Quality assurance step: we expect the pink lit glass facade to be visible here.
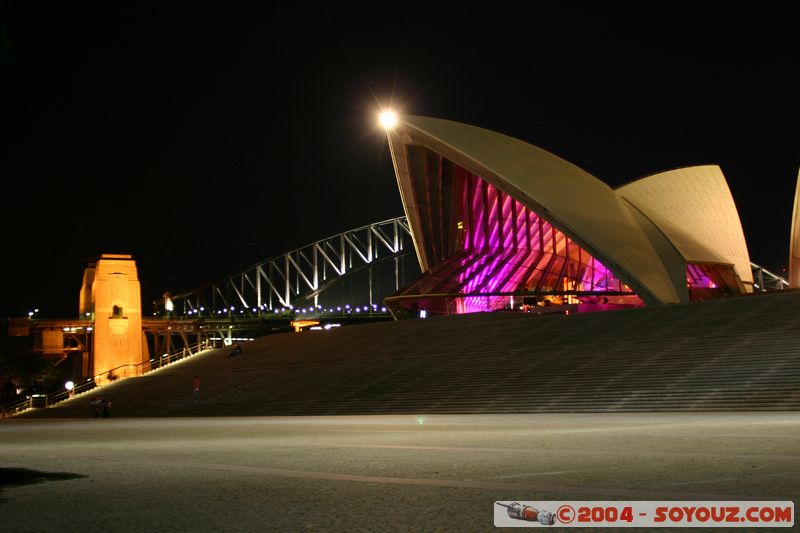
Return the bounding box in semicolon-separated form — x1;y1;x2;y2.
686;263;740;301
387;146;642;316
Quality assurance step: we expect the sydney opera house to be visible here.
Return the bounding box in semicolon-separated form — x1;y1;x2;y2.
383;115;755;317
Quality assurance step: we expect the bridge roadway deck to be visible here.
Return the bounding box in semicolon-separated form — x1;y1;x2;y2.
16;315;386;335
0;413;797;532
17;317;272;332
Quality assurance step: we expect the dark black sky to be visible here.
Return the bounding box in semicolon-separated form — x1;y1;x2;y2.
1;4;797;318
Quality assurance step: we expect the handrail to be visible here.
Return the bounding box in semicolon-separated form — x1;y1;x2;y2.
1;339;221;419
750;262;790;290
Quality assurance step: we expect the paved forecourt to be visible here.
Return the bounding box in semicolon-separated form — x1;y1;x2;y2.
0;413;797;532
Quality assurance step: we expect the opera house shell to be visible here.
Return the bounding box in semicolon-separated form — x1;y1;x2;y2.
383;115;753;317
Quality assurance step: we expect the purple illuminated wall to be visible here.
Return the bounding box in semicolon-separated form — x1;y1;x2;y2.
686;263;739;301
687;264;717;289
455;171;632;312
390;145;640;315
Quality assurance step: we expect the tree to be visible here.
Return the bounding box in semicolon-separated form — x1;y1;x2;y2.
0;328;61;403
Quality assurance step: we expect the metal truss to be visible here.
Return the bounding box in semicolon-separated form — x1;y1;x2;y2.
751;262;790;292
170;216;413;317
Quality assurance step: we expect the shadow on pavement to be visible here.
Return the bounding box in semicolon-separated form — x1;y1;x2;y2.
0;468;87;502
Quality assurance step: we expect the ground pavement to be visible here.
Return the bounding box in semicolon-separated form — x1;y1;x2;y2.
0;413;797;531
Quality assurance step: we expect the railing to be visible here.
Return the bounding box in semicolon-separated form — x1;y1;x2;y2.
750;262;790;291
1;340;221;418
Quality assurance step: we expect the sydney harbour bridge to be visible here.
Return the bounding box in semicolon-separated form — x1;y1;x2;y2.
161;215;417;319
9;216;420;395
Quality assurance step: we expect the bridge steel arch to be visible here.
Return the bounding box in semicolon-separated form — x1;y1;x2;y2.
168;216;415;318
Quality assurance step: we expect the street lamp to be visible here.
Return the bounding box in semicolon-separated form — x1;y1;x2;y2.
379;110;398;129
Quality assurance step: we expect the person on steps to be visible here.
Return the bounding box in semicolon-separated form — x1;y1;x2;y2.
193;376;201;401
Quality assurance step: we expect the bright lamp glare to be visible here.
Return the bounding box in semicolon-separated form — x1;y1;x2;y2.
379;110;398;129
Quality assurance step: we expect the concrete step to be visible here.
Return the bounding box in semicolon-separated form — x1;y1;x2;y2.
16;290;800;418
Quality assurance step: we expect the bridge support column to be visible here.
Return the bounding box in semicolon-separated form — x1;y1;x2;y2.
81;254;145;382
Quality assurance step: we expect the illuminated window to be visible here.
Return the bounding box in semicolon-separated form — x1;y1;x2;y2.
387;146;641;316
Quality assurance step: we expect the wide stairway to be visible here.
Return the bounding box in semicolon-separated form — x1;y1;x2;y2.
20;290;800;417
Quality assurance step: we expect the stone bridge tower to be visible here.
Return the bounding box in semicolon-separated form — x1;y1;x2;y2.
79;254;146;381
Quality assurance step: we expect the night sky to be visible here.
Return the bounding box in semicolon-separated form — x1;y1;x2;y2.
2;5;797;318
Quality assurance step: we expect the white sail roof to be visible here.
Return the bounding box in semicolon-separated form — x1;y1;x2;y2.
389;115;685;304
617;165;753;289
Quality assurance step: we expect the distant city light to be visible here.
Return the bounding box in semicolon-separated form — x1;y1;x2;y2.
419;310;427;319
65;381;74;391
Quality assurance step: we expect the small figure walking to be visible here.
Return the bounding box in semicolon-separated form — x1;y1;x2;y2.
192;376;201;402
102;399;112;418
90;396;102;418
228;343;243;358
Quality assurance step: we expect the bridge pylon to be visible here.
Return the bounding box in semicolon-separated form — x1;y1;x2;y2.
79;254;146;383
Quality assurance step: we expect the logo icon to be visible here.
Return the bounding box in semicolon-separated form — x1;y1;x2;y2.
496;502;556;525
556;504;575;524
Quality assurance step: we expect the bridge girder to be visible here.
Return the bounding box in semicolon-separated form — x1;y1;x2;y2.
167;216;414;317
